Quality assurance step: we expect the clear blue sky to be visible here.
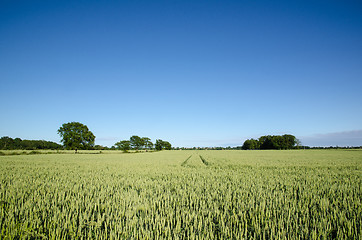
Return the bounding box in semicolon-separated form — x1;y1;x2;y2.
1;0;361;147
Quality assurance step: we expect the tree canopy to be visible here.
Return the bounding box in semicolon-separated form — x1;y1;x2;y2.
0;136;62;150
57;122;95;150
142;137;153;150
243;134;298;150
155;139;172;150
241;138;260;150
114;140;131;152
114;136;171;151
130;135;144;150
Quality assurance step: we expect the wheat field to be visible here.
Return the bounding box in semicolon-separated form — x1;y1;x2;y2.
0;150;361;239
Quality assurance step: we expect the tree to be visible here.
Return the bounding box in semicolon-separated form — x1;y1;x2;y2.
14;138;22;149
155;139;172;150
259;135;274;149
155;139;163;151
0;136;62;150
57;122;95;150
243;134;298;150
130;135;144;150
267;135;297;149
163;141;172;150
142;137;153;150
242;138;259;150
282;134;297;149
0;136;15;150
270;135;284;150
115;140;131;152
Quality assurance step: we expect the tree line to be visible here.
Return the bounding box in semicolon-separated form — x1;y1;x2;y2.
58;122;172;151
115;136;171;152
242;134;299;150
8;122;352;151
0;122;173;151
0;136;62;150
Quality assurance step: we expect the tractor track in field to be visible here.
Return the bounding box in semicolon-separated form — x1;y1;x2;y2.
181;155;192;166
199;155;209;166
181;155;210;167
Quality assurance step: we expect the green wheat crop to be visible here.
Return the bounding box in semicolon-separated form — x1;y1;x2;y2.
0;150;361;239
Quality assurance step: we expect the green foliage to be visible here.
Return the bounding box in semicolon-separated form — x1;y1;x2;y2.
155;139;162;151
116;136;155;151
57;122;95;150
130;135;144;150
115;137;170;151
163;141;172;150
0;136;15;149
155;139;172;150
243;134;298;150
0;136;62;150
242;138;260;150
142;137;153;150
115;140;131;152
0;150;360;239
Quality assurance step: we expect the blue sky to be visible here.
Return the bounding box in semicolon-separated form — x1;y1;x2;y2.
1;0;361;147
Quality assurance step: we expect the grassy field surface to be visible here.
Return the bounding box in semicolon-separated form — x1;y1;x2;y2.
0;150;361;239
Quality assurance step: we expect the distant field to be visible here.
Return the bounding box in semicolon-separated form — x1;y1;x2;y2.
0;150;361;239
